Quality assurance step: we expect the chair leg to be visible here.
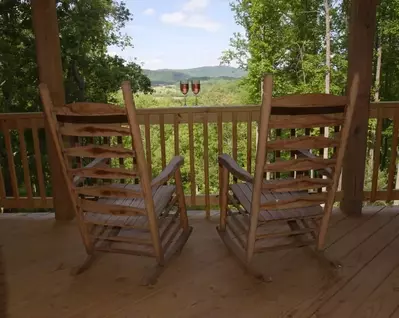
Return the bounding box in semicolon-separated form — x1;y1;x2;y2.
287;220;341;275
304;247;342;271
71;226;121;276
71;253;99;276
141;226;193;286
216;226;267;282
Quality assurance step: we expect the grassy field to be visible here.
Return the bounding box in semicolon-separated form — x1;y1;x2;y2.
114;78;248;108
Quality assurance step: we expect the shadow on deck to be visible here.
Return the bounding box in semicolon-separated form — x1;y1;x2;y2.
1;207;399;318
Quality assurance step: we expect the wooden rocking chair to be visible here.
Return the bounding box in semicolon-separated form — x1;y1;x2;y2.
217;74;359;280
40;81;193;285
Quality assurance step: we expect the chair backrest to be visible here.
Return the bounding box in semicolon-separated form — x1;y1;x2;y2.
251;74;359;223
39;82;156;225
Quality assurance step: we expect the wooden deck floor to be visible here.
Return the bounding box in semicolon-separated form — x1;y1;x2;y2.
2;207;399;318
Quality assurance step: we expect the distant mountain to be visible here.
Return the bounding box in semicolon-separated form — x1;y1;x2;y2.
144;66;247;86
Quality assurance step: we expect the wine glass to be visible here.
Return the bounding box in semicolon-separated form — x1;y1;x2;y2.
191;79;201;106
180;80;189;106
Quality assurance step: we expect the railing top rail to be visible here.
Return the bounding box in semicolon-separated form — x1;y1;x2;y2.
0;101;398;121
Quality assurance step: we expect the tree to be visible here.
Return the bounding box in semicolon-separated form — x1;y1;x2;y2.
0;0;152;208
0;0;152;114
221;0;348;103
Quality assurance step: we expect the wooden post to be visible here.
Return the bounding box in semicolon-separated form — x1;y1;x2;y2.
341;0;378;216
32;0;75;220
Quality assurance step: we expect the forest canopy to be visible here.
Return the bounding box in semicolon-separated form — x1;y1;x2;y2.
0;0;152;114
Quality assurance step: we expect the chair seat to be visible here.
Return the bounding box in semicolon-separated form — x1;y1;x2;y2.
84;184;176;229
230;182;323;222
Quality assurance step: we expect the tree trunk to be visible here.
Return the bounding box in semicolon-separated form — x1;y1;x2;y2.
374;44;382;102
324;0;331;159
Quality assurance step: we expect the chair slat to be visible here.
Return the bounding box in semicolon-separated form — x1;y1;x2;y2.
271;94;347;107
261;177;332;192
69;166;137;179
265;157;336;173
75;185;142;198
64;145;135;159
55;102;126;116
260;192;327;210
267;135;340;151
80;198;146;216
59;123;130;137
269;113;344;129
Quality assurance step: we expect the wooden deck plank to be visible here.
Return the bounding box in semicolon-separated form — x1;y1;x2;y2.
312;225;399;317
291;207;399;317
351;262;399;318
391;306;399;318
1;207;399;318
325;206;393;259
323;206;383;249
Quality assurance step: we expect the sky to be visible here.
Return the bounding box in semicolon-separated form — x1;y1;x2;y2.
107;0;243;70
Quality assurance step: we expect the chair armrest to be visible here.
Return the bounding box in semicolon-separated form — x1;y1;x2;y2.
72;157;109;186
296;149;333;178
218;154;253;183
151;156;184;187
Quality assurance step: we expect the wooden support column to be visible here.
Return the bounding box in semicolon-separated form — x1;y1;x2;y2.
32;0;75;220
341;0;378;216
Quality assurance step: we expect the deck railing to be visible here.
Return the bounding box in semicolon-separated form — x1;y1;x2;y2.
1;102;399;214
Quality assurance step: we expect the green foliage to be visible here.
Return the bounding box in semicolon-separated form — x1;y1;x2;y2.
221;0;348;102
0;0;152;211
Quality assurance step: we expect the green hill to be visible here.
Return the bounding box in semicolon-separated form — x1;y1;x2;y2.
144;66;247;86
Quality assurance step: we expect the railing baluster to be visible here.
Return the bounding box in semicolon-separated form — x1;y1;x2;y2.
32;121;46;201
232;112;238;161
159;114;166;170
232;112;238;183
217;111;223;205
217;112;223;155
144;114;152;178
247;112;252;174
371;115;383;202
203;115;210;218
2;121;19;199
174;114;179;156
290;128;296;178
116;136;125;183
17;123;33;200
275;129;281;179
188;112;196;206
387;114;399;201
318;127;325;193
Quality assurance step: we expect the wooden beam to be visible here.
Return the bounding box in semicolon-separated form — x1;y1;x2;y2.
31;0;75;220
341;0;378;216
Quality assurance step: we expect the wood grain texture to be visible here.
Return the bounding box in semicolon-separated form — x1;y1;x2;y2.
271;93;347;107
59;123;130;136
64;145;135;159
4;207;399;317
69;166;137;179
341;0;379;216
55;103;126;116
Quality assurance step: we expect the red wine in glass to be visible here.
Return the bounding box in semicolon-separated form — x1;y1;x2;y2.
191;79;201;106
180;80;189;106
